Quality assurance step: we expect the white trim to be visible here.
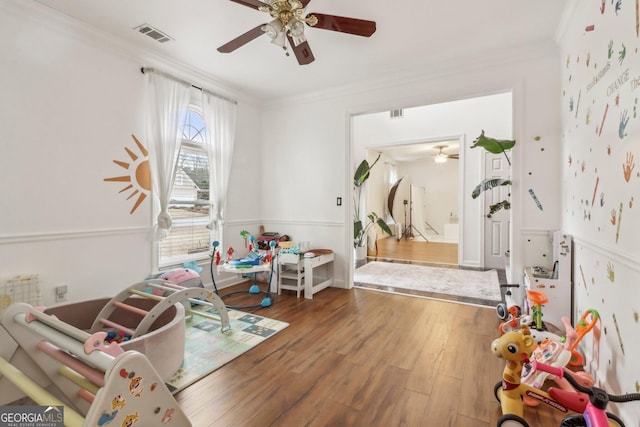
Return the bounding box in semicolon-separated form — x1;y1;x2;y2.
247;219;343;228
555;1;578;43
508;79;526;284
456;134;465;268
573;236;640;272
0;227;150;245
520;229;556;242
264;41;559;108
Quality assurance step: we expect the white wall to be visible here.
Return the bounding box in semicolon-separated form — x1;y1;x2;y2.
0;2;264;306
558;1;640;423
400;158;459;239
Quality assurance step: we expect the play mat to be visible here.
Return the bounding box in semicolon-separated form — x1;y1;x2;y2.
165;307;289;394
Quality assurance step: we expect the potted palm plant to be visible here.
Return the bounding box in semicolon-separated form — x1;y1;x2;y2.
354;153;392;260
470;130;516;218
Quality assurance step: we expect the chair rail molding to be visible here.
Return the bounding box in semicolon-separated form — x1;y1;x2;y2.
0;226;150;245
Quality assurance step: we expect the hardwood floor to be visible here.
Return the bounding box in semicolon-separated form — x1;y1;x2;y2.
175;283;567;426
369;236;458;266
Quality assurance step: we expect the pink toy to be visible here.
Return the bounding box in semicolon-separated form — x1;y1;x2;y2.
521;338;594;407
158;268;202;288
560;308;599;367
533;360;640;427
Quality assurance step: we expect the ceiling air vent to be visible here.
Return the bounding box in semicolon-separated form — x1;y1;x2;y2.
134;24;173;43
390;109;404;119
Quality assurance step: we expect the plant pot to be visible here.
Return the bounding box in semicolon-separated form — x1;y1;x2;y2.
354;246;367;261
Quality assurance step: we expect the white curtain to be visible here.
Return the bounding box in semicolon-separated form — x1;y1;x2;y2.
200;91;237;242
143;71;191;240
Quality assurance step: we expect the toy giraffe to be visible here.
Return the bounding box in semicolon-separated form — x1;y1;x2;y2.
491;325;535;419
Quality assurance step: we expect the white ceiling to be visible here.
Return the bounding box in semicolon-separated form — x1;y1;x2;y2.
31;0;567;102
375;139;460;163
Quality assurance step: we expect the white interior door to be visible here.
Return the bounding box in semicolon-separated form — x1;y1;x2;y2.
483;153;510;269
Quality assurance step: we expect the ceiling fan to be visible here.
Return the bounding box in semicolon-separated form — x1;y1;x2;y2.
217;0;377;65
433;145;459;163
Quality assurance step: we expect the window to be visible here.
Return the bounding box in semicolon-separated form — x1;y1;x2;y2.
159;108;211;266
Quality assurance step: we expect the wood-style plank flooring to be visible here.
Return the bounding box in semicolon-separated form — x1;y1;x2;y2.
369;236;458;266
175;283;567;426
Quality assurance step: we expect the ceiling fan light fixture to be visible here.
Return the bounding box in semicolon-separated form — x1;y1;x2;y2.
435;152;448;163
220;0;377;65
261;2;310;51
434;145;448;163
289;20;307;46
264;19;287;49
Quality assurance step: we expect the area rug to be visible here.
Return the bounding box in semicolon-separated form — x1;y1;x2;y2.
354;261;501;304
165;308;289;394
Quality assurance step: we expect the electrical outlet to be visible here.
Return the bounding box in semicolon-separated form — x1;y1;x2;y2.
55;285;68;302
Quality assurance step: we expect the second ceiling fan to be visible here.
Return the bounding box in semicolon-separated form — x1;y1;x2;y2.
433;145;459;163
218;0;377;65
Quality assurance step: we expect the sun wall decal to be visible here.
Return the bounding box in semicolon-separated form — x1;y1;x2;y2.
104;134;151;214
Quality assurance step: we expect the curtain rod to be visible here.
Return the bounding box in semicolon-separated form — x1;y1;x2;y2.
140;67;237;105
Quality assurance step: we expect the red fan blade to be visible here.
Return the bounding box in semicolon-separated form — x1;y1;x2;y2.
309;13;376;37
217;24;266;53
229;0;266;10
287;34;315;65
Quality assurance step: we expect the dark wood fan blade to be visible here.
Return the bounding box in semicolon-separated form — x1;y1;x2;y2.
299;0;312;7
229;0;266;10
308;13;376;37
217;24;266;53
287;34;315;65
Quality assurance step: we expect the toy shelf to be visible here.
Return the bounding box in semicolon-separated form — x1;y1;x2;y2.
277;253;305;298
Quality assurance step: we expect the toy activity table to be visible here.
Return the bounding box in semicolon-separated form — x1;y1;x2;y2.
216;262;276;308
217;262;273;276
217;262;275;292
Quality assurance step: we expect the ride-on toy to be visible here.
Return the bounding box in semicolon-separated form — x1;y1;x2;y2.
521;338;593;407
532;360;640;426
492;326;575;426
492;325;638;426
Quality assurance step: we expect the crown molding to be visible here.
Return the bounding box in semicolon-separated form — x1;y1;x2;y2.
264;40;560;108
4;0;261;107
555;0;578;44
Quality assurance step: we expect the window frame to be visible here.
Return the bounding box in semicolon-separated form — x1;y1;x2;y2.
157;106;213;268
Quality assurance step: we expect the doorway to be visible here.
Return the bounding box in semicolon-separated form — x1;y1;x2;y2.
364;139;461;265
351;91;513;270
